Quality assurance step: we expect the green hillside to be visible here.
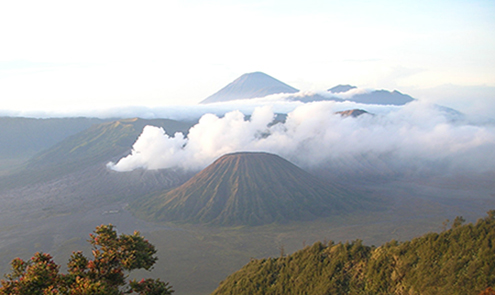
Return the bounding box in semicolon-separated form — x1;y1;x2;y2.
0;117;107;158
27;118;192;168
132;152;367;226
0;117;107;174
0;118;194;190
212;211;495;295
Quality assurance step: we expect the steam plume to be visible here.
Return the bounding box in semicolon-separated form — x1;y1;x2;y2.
107;101;495;175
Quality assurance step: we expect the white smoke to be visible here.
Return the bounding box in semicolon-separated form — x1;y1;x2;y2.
108;100;495;175
108;126;188;170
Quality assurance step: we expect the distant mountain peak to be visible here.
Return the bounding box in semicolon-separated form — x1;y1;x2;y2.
328;85;357;93
348;89;415;105
200;72;299;104
244;71;271;77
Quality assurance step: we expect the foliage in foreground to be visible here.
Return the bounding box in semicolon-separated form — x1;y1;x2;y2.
0;224;173;295
212;211;495;295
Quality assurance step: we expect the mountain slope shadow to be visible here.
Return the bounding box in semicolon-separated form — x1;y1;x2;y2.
132;152;372;226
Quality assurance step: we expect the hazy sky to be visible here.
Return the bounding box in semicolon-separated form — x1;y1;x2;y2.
1;0;494;116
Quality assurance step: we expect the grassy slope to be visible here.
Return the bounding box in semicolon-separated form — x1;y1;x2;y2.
0;117;107;173
0;118;194;191
27;118;192;169
0;117;107;158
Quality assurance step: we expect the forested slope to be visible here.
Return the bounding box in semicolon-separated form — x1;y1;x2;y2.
212;211;495;295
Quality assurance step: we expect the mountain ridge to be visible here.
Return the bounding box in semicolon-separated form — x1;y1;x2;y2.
347;89;415;105
200;72;416;105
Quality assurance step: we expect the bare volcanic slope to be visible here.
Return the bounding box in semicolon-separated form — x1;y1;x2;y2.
200;72;299;104
133;152;365;226
336;109;371;118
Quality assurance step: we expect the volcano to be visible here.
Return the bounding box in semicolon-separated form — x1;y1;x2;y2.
133;152;363;226
200;72;299;104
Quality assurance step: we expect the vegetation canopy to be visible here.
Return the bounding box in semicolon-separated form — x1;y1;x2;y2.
0;224;173;295
212;211;495;295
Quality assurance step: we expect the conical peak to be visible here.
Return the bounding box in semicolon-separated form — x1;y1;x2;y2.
200;72;298;104
142;152;362;226
216;151;281;161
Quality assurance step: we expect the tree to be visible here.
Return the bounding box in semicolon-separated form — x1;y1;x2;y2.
479;287;495;295
0;224;173;295
451;216;466;228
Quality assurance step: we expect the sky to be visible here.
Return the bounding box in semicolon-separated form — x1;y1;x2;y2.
0;0;494;117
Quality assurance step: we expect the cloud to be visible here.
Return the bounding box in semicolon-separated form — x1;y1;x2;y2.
409;84;495;121
107;106;276;171
0;87;401;121
108;100;495;177
0;98;301;120
107;126;187;171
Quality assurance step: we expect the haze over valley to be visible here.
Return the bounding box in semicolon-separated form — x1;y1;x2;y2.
1;1;494;293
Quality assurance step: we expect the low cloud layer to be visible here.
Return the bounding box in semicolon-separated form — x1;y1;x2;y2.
108;101;495;177
2;86;492;123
